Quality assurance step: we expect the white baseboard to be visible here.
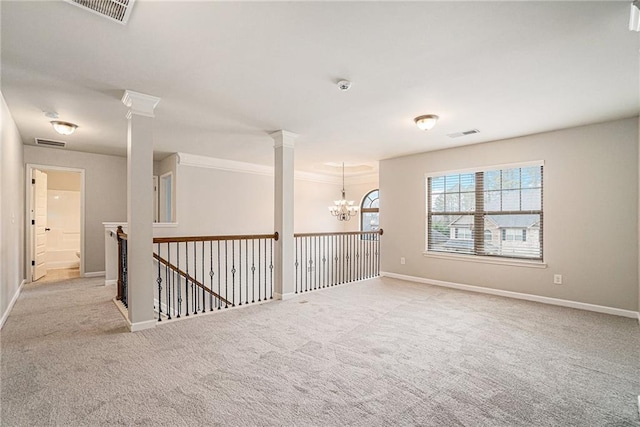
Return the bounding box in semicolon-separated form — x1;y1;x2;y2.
83;271;105;278
1;279;26;330
105;279;117;286
380;271;639;319
274;291;296;301
128;319;157;332
112;298;157;332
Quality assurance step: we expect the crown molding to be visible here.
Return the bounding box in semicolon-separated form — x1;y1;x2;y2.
175;152;377;185
177;152;273;176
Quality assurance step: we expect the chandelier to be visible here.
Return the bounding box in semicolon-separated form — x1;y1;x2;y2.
329;163;359;221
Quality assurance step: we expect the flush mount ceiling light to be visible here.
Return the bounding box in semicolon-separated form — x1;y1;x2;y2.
630;0;640;31
414;114;439;131
50;121;78;136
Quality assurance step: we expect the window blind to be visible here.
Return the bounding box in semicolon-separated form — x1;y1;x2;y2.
427;164;543;260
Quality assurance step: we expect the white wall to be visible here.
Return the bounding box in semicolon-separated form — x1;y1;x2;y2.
1;93;25;325
23;146;127;274
380;117;639;311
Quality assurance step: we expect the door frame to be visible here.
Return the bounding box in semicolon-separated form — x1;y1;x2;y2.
25;164;86;281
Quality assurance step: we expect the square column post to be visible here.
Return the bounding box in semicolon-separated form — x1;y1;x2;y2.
271;130;297;299
122;90;160;332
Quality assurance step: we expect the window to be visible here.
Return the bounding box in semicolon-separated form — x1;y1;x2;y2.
361;189;379;233
159;172;174;222
427;163;543;260
454;227;472;240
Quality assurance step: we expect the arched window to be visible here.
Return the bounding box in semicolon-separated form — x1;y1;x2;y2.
361;189;379;232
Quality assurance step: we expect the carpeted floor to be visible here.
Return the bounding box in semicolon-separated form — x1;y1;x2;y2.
1;276;639;426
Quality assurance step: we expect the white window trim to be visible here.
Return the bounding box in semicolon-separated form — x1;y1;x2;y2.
425;160;544;264
424;160;544;179
423;251;547;269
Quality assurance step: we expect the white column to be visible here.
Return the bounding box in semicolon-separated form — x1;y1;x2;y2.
271;130;297;299
122;90;160;332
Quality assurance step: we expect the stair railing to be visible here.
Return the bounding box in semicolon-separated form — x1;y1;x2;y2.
116;225;128;307
152;232;279;321
293;229;383;294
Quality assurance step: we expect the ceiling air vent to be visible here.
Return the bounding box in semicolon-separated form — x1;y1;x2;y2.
447;129;480;139
35;138;66;148
65;0;136;25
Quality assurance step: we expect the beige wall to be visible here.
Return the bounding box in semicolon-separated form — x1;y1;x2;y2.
1;93;25;325
23;146;127;273
342;178;380;232
380;117;639;311
154;160;375;237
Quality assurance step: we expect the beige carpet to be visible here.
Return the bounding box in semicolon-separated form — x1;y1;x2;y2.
1;276;639;426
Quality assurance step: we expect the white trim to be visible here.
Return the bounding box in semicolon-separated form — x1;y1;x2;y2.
105;279;117;286
83;271;105;278
380;271;639;319
128;319;157;332
103;222;180;229
177;152;273;176
25;164;86;280
121;90;160;118
0;279;26;330
112;298;157;332
270;130;299;148
176;152;377;185
274;291;297;301
424;160;545;178
113;298;128;320
423;251;547;269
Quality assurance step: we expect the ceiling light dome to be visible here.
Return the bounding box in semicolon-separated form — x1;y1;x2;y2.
414;114;439;131
50;121;78;135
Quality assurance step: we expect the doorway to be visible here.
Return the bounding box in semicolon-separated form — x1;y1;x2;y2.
26;164;85;282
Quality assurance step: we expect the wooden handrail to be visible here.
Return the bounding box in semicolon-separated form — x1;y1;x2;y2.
153;253;231;306
154;232;278;244
294;229;383;238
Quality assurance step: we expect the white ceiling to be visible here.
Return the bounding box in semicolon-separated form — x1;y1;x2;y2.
2;1;639;175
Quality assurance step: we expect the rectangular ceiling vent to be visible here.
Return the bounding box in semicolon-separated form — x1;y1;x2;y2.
447;129;480;139
65;0;136;25
35;138;66;148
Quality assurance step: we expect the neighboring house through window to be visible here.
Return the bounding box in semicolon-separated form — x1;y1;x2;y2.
361;189;379;233
426;163;543;260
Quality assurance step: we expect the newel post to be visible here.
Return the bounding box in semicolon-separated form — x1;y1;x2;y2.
122;90;160;332
271;130;297;299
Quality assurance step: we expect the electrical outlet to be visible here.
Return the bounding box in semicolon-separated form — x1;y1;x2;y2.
553;274;563;285
400;257;406;265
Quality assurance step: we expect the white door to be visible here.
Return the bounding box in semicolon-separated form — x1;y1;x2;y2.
33;169;48;281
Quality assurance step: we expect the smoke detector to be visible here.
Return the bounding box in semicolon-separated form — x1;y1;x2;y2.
337;80;352;91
